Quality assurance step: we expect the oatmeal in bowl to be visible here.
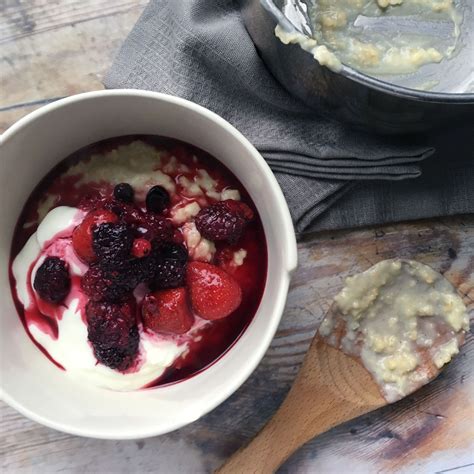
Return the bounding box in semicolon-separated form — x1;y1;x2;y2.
10;137;268;391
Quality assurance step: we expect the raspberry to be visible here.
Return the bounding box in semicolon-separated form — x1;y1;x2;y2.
132;238;152;258
195;200;254;244
92;223;134;264
146;185;170;213
86;299;139;371
113;183;134;203
33;256;71;304
151;243;188;289
81;265;132;303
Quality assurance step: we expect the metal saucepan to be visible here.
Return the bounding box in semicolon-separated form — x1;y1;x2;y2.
240;0;474;134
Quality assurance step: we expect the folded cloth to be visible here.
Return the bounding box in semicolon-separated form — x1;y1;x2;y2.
281;127;474;231
104;0;474;234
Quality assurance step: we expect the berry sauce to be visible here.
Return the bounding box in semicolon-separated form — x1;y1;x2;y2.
9;135;268;388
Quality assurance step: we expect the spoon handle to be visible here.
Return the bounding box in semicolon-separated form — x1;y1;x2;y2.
216;338;385;474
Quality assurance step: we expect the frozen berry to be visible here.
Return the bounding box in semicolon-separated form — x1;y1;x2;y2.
132;238;152;258
146;185;170;213
139;213;174;243
187;261;242;320
151;243;188;289
195;200;254;244
92;326;139;371
86;299;139;371
107;201;142;225
126;256;158;287
114;183;134;203
33;256;70;304
81;265;132;303
142;288;194;335
72;209;118;262
153;260;186;289
108;201;174;243
160;242;188;264
92;223;134;264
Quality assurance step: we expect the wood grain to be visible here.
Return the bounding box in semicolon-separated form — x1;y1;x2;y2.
0;0;147;132
1;1;473;473
0;0;148;44
216;337;386;474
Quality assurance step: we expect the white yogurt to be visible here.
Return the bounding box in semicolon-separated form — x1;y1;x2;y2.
12;206;194;391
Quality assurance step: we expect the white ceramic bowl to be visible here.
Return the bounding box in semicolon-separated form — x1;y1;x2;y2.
0;90;297;439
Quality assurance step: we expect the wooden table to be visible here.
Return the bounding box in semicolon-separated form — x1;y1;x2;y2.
1;2;473;473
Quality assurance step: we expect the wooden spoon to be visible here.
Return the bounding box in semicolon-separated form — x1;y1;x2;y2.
215;327;386;474
216;304;463;473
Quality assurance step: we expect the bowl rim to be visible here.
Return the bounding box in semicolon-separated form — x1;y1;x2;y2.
0;89;298;439
261;0;474;104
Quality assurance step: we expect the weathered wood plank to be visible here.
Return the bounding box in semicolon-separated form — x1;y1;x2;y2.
1;216;473;473
0;0;148;44
0;0;146;132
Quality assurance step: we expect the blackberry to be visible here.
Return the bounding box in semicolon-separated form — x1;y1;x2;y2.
153;260;186;289
160;242;188;264
151;243;188;289
195;200;253;244
86;300;139;371
106;201;142;224
146;185;170;214
115;256;156;288
81;265;132;303
138;213;174;243
92;222;133;263
33;256;71;304
113;183;135;203
92;328;139;371
106;201;174;243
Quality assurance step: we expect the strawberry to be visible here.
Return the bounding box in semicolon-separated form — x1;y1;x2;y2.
142;288;194;335
186;262;242;320
72;209;118;263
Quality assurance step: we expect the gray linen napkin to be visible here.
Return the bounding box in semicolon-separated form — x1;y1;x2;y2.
104;0;474;234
